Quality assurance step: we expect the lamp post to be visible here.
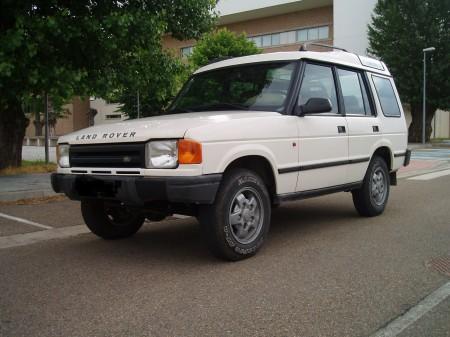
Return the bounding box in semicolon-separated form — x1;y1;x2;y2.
422;47;435;144
44;92;49;163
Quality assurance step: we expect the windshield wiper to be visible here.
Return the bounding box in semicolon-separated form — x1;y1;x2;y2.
190;102;249;112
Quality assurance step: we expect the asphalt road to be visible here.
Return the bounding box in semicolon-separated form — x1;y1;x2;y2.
0;158;449;336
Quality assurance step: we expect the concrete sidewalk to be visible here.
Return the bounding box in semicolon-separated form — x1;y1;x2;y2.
0;173;57;201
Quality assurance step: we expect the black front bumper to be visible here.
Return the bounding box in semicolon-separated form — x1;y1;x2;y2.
51;173;222;206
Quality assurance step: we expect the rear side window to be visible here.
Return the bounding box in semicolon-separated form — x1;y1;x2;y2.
372;76;401;117
337;69;372;115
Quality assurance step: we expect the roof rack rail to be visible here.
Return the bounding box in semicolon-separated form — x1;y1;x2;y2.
206;56;234;65
299;43;348;52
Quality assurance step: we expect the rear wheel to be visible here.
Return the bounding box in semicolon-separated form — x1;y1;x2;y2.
198;169;271;261
81;200;145;239
352;156;390;217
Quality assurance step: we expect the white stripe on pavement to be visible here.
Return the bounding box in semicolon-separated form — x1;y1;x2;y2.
370;282;450;337
408;169;450;181
0;212;53;230
0;225;89;249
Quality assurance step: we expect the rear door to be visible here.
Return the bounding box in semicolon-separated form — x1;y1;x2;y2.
336;67;380;183
295;62;349;191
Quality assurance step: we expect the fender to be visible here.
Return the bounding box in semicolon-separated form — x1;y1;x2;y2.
203;142;279;177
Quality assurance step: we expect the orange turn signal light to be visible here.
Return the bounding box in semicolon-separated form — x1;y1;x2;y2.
178;139;202;164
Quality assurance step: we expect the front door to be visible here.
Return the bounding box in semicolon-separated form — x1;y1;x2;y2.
295;62;349;192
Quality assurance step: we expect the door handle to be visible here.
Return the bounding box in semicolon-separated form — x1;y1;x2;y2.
373;125;380;132
337;126;346;134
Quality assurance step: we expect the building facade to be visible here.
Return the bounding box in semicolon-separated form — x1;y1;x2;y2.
163;0;380;57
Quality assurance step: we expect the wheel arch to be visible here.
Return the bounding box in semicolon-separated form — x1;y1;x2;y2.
371;146;393;171
223;155;277;203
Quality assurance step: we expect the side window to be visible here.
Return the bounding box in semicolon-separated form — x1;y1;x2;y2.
298;63;339;114
337;68;372;115
372;76;401;117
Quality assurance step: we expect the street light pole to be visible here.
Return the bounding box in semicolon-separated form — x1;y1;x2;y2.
44;92;49;164
422;47;435;144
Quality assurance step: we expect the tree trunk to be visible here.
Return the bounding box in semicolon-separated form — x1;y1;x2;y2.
0;101;28;169
408;104;436;143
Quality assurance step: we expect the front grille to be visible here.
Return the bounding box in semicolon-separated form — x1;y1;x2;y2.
69;143;145;168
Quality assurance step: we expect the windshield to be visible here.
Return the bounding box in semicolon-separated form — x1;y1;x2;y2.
169;61;297;113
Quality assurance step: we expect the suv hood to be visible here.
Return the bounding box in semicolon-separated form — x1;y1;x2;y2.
59;111;280;145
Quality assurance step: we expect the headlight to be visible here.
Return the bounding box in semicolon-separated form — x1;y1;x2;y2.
145;140;178;168
57;144;70;168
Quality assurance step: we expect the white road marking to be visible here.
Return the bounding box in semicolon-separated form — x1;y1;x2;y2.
370;282;450;337
408;168;450;181
0;225;89;249
0;212;53;230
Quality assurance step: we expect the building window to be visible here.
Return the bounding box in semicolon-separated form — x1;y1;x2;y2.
318;26;329;40
251;36;262;47
307;27;319;41
262;34;272;47
181;46;194;58
280;31;296;45
297;29;308;42
248;25;330;48
271;33;280;45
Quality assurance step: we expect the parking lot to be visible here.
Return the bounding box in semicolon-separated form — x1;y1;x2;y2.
1;149;449;337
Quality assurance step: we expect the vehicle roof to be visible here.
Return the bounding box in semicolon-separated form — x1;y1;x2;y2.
194;51;391;76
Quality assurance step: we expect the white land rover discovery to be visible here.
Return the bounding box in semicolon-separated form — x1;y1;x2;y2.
52;50;411;260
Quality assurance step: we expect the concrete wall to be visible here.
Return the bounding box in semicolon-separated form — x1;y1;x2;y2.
431;110;450;139
403;108;450;139
333;0;377;55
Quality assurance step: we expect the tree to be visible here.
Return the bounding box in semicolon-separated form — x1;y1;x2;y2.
0;0;216;169
109;49;190;119
368;0;450;142
189;28;260;69
119;28;260;119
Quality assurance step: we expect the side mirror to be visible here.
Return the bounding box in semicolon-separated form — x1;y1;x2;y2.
296;97;332;116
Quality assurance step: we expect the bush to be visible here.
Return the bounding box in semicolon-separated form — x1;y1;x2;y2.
189;28;260;69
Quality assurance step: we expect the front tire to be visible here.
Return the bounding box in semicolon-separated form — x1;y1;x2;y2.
199;169;271;261
81;200;145;239
352;156;390;217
